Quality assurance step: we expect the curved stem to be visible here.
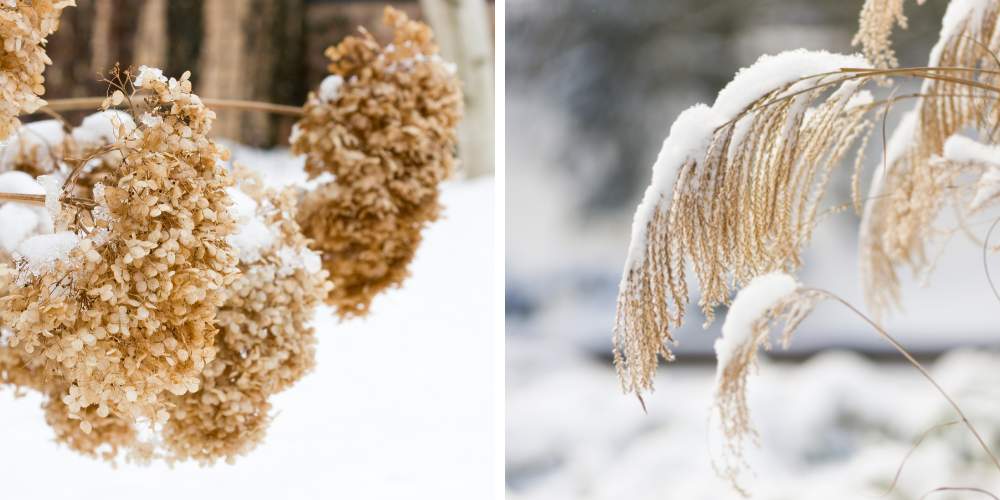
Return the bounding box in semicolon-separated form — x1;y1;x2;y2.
802;287;1000;475
40;97;304;117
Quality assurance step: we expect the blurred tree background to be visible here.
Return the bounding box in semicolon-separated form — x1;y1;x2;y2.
40;0;494;176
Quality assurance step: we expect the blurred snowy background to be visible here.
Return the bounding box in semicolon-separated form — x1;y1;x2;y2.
506;0;1000;498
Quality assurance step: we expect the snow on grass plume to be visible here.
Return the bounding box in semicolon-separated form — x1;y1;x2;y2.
941;134;1000;211
714;272;800;380
624;50;870;272
615;49;873;400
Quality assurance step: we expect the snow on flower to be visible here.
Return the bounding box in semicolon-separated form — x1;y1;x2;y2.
317;75;344;103
133;65;167;87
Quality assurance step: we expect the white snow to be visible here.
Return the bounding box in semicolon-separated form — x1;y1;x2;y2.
624;50;871;272
0;170;45;195
0;203;45;254
929;0;991;65
942;134;1000;165
845;89;874;110
0;171;52;253
0;120;65;172
940;134;1000;210
317;74;344;103
0;148;494;499
623;104;716;271
37;173;63;222
712;49;869;118
14;230;79;278
507;347;1000;500
275;245;323;277
225;187;276;264
714;272;800;376
72;110;135;148
133;65;167;87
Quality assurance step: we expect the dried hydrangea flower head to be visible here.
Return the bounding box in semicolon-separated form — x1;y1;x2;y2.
163;166;331;464
291;6;462;317
0;66;239;434
0;0;75;141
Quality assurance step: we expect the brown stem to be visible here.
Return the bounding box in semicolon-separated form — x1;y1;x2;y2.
0;193;45;205
40;97;304;117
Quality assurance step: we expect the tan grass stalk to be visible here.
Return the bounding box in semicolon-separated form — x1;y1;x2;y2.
713;281;1000;493
615;67;874;396
853;0;927;70
860;1;1000;314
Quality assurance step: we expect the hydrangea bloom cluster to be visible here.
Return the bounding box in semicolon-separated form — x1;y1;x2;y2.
0;68;240;433
0;0;75;141
291;7;462;317
163;167;331;463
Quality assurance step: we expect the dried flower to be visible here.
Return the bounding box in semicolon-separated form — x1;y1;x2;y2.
0;0;75;140
162;166;331;464
0;67;239;432
291;7;462;317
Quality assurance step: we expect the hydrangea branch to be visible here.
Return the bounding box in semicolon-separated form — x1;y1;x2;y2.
40;96;304;117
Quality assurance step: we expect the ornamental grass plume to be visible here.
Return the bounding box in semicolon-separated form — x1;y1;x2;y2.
860;0;1000;315
853;0;927;69
0;0;75;141
291;6;462;317
614;49;875;396
162;167;331;464
0;66;240;433
616;0;1000;494
710;273;820;493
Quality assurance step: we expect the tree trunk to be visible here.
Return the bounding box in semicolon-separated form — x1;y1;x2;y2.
419;0;495;177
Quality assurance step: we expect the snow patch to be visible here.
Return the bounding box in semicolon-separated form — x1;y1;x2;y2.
0;203;45;254
714;272;799;379
133;66;167;87
72;110;135;149
225;187;276;263
0;170;45;195
317;75;344;104
929;0;991;65
14;231;79;279
0;120;65;172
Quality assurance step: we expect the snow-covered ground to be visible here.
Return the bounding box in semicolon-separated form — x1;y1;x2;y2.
0;150;495;499
507;348;1000;500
